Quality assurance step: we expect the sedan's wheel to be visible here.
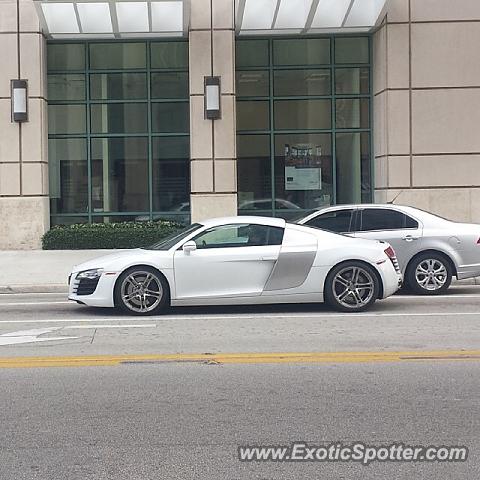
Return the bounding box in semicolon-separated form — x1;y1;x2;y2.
325;262;379;312
406;253;452;295
115;266;169;315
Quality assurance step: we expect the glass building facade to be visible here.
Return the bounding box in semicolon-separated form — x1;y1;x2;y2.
236;36;372;219
47;40;190;225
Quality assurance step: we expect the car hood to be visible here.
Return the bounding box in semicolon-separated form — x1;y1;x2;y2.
71;248;172;274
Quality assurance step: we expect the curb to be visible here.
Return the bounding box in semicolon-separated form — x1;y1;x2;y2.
0;284;68;294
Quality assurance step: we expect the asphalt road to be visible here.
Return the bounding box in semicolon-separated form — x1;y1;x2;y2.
0;286;479;479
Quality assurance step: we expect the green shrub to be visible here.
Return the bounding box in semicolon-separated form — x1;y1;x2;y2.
42;221;184;250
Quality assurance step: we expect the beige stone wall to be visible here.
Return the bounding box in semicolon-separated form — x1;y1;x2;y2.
373;0;480;223
189;0;237;222
0;0;49;249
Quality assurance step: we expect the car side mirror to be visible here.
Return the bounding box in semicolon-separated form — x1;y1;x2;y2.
182;240;197;255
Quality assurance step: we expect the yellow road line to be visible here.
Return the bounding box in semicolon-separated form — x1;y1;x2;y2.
0;350;480;368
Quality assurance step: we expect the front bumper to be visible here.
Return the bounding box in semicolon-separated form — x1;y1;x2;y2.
68;272;118;308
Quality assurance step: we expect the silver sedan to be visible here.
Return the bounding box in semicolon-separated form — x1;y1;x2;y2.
297;204;480;295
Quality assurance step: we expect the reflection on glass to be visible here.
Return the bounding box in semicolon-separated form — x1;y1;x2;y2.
237;135;272;214
89;43;146;69
274;69;331;97
48;74;85;101
48;105;86;134
336;132;371;204
237;101;270;131
151;72;188;99
274;99;331;130
274;133;332;211
335;68;369;94
236;40;269;67
273;38;330;66
51;216;88;226
236;71;269;97
151;42;188;69
152;137;190;215
335;99;369;129
49;138;88;214
90;73;147;100
47;44;85;71
91;137;149;213
91;103;148;134
152;102;189;133
335;37;369;64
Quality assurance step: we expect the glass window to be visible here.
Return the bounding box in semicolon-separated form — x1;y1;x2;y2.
236;40;269;67
91;103;148;134
90;73;147;100
336;132;370;204
152;137;190;213
405;215;419;229
151;42;188;69
48;74;85;101
193;224;284;249
274;133;332;211
359;209;407;231
273;38;330;66
236;71;269;97
148;224;202;250
336;98;369;129
151;72;188;99
48;105;86;134
274;69;331;97
306;209;354;233
91;137;149;213
237;101;270;131
89;43;146;69
274;99;331;130
335;37;369;64
335;68;369;94
47;44;85;71
51;216;88;226
152;102;189;133
49;139;88;214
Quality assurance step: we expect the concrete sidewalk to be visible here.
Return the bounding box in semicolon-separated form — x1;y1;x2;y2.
0;250;118;293
0;249;479;293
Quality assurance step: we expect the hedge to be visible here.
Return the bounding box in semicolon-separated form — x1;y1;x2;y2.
42;221;184;250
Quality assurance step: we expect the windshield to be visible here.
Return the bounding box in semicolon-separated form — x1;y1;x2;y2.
145;224;202;250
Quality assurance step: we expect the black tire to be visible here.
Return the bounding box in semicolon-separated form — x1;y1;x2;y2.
324;261;380;313
405;252;452;295
114;266;170;315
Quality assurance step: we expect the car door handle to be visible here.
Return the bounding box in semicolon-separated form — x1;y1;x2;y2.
403;235;419;242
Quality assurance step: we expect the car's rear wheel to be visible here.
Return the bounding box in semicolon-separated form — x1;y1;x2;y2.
114;266;169;315
324;262;380;312
406;252;452;295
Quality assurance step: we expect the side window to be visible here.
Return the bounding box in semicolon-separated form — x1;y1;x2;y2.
360;209;406;231
193;224;284;249
306;209;354;233
405;215;419;229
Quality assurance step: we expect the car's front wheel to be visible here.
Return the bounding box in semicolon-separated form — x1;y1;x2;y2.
324;261;380;312
114;266;169;315
405;252;452;295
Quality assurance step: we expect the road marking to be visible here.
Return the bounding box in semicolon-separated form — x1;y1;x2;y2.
0;301;70;307
61;324;156;329
0;328;77;346
0;350;479;368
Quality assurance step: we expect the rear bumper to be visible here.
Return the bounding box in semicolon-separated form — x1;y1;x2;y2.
456;264;480;280
376;261;403;299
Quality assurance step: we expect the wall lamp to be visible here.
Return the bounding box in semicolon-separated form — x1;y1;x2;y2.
204;76;221;120
11;80;28;123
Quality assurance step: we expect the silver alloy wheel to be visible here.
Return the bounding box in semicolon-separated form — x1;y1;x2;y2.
332;266;375;309
120;271;163;313
414;258;448;291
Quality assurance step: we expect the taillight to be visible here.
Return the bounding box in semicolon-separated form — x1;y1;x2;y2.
384;246;396;259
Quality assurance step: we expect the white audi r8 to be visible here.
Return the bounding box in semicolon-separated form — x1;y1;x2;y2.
68;216;403;315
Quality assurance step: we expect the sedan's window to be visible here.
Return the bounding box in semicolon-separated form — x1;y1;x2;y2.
193;224;284;249
306;209;354;233
405;215;419;229
360;209;406;231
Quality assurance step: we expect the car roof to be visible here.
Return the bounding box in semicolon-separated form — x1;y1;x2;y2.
199;216;286;229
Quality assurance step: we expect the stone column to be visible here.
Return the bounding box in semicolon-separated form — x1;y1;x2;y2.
189;0;237;222
0;0;49;249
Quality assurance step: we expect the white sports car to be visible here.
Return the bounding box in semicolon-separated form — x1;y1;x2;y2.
68;216;403;315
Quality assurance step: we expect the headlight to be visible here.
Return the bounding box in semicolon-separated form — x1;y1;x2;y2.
76;268;104;280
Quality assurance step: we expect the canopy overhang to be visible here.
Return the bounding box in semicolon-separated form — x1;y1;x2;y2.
33;0;190;39
235;0;387;35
